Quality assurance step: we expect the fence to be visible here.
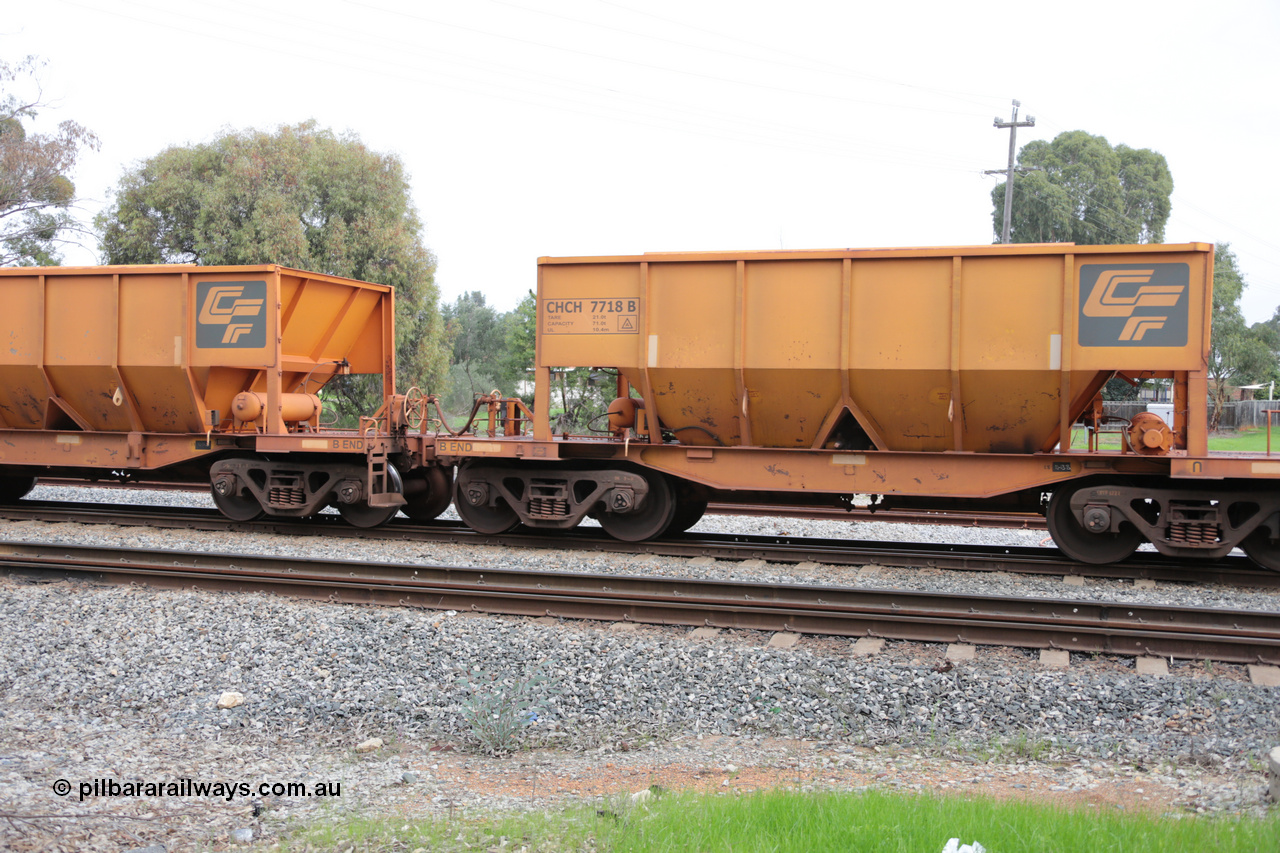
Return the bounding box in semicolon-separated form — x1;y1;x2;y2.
1104;399;1280;430
1101;402;1147;422
1211;399;1280;430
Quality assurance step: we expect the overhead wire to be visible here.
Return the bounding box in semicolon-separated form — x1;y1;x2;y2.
1008;105;1280;305
60;0;992;172
588;0;1010;110
498;0;1008;117
338;0;1002;119
44;0;1277;307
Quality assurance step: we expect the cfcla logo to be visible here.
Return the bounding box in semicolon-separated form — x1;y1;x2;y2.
196;281;267;348
1078;264;1189;348
1082;270;1184;341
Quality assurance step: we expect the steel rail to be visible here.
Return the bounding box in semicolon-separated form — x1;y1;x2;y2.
1;499;1276;588
2;541;1278;664
35;480;1047;530
707;503;1047;529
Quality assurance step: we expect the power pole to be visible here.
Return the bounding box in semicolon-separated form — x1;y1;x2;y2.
985;99;1036;244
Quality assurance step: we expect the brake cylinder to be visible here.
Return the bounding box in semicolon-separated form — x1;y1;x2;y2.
231;392;321;426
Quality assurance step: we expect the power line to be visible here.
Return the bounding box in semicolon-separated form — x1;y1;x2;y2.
984;100;1037;244
57;0;994;172
589;0;1011;111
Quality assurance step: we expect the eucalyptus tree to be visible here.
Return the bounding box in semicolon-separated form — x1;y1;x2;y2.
990;130;1172;245
96;121;448;415
0;56;99;265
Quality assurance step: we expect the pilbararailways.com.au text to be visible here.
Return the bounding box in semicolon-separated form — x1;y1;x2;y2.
53;778;342;802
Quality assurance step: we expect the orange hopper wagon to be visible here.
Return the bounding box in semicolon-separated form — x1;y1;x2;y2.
440;242;1280;571
0;264;446;526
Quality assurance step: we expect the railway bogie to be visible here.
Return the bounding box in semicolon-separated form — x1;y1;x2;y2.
453;460;688;541
1046;477;1280;566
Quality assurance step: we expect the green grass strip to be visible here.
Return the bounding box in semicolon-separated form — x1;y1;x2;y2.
595;789;1278;853
1071;425;1279;453
280;787;1280;852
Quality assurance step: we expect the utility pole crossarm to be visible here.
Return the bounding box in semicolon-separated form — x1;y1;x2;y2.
990;99;1036;244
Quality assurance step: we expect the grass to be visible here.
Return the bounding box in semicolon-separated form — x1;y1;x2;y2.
1071;425;1279;454
1207;427;1279;453
274;788;1280;852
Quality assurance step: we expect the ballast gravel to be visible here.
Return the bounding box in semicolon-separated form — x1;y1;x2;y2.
0;485;1277;850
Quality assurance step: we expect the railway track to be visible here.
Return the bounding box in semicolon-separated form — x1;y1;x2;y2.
2;540;1276;665
2;498;1278;588
35;479;1048;529
709;503;1047;529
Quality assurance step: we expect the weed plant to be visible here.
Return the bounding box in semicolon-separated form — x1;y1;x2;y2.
454;665;551;755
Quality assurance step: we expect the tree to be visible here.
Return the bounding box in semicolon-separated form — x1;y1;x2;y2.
1207;244;1274;428
0;56;99;265
991;130;1172;245
991;130;1174;403
436;288;606;429
441;291;503;410
1102;376;1141;402
96;122;447;417
1249;311;1280;398
496;292;611;432
497;290;537;398
439;290;540;415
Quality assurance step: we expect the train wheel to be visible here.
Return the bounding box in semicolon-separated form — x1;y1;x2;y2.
338;466;404;529
210;484;264;522
0;476;37;503
454;464;520;535
1047;484;1142;564
402;466;454;521
455;491;520;534
666;481;709;534
599;472;676;542
1241;527;1280;572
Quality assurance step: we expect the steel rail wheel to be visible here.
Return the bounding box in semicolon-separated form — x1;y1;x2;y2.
666;480;709;534
338;465;404;529
402;466;454;521
455;492;520;535
599;472;676;542
454;463;521;535
1047;484;1143;564
0;476;36;503
210;485;265;522
1241;527;1280;572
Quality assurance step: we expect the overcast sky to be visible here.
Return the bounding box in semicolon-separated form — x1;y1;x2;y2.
7;0;1280;322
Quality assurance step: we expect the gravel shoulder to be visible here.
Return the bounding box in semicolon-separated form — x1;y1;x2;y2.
0;486;1277;851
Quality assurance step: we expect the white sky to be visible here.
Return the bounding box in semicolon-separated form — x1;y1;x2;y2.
7;0;1280;322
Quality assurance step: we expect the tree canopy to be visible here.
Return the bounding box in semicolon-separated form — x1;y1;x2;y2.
990;129;1178;402
96;121;448;405
441;291;504;411
439;289;542;415
497;290;537;395
991;130;1172;245
0;56;99;265
1208;243;1275;424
